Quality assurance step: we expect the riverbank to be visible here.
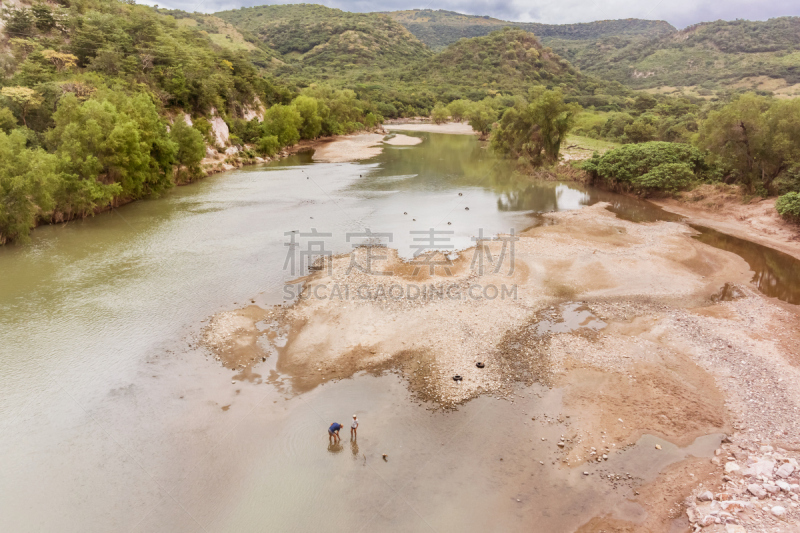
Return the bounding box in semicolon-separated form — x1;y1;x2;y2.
202;201;800;530
653;185;800;261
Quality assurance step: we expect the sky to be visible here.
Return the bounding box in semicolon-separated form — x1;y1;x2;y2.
144;0;800;28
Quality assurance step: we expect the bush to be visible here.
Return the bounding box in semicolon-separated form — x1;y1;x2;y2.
0;130;59;243
430;103;449;124
0;107;17;134
262;104;302;147
257;135;280;157
776;192;800;222
633;163;695;192
582;141;709;193
170;117;206;180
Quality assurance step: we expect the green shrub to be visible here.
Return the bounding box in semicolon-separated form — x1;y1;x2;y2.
0;129;59;243
0;107;17;134
633;163;695;192
262;104;302;147
776;192;800;222
430;103;449;124
257;135;280;157
170;116;206;180
582;141;709;193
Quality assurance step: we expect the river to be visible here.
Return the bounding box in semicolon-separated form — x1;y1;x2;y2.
0;130;796;532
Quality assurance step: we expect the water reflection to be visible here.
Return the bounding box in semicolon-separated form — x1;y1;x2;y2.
327;443;344;454
691;225;800;305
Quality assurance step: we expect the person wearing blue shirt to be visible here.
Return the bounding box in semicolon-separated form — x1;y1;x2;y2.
329;422;342;443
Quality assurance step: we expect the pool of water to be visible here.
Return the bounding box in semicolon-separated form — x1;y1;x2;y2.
0;131;795;532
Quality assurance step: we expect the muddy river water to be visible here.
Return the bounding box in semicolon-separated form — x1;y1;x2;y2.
0;131;796;532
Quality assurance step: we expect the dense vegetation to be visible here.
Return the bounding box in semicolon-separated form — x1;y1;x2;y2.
0;0;381;243
387;10;800;98
582;142;712;193
215;7;633;111
579;94;800;199
490;89;580;165
386;10;674;52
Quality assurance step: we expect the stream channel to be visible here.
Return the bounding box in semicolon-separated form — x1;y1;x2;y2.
0;130;796;532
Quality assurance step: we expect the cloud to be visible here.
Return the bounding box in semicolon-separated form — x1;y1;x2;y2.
146;0;800;29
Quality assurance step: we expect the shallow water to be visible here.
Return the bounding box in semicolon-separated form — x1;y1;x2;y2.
0;131;792;532
691;224;800;305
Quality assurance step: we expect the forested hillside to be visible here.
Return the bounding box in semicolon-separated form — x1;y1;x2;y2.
0;0;382;244
386;10;674;51
413;28;630;108
388;10;800;98
215;5;431;77
558;17;800;96
216;6;632;109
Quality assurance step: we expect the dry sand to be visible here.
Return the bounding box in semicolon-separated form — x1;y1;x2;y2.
310;133;424;162
201;203;800;531
383;134;423;146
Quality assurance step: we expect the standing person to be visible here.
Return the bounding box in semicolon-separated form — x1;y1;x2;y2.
350;414;359;439
329;422;342;444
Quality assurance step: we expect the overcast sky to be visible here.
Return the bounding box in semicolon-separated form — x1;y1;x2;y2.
146;0;800;29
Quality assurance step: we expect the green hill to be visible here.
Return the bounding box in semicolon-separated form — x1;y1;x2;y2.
386;9;675;51
411;28;629;105
558;17;800;97
387;10;800;98
215;4;432;79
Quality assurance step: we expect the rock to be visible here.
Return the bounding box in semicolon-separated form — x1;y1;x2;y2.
725;461;741;474
747;484;767;499
583;471;589;476
686;507;699;523
776;463;795;478
744;459;775;478
655;444;662;450
764;483;780;494
760;445;774;453
557;442;565;448
771;505;786;518
776;480;791;492
697;490;714;501
719;500;753;513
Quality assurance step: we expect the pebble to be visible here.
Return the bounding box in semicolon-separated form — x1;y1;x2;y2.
771;505;786;518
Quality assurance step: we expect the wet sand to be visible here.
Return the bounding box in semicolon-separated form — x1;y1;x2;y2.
200;201;800;530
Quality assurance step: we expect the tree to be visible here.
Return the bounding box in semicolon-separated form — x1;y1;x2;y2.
291;95;323;139
47;92;176;213
0;130;59;244
41;50;79;71
466;102;495;136
0;108;17;134
491;89;580;164
695;93;800;193
430;103;449;124
1;87;43;127
262;104;302;147
170;117;206;179
624;115;657;143
446;99;470;122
